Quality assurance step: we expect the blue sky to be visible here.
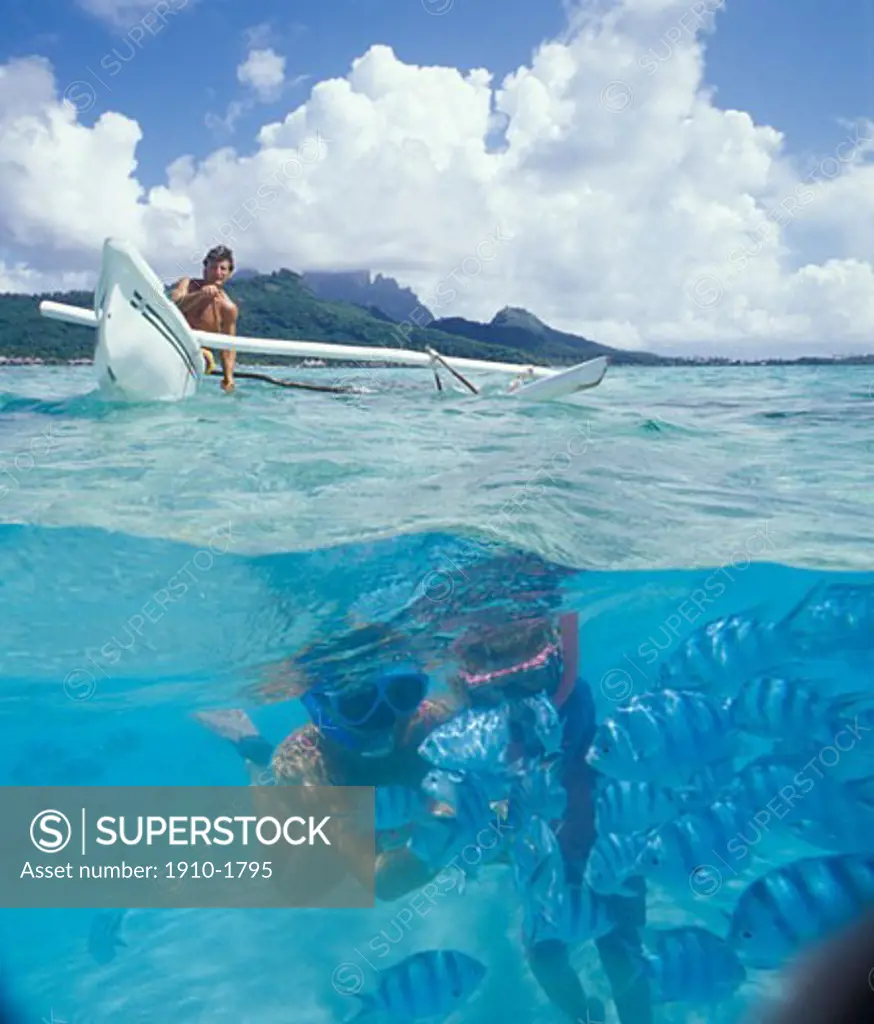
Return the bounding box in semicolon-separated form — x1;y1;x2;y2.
4;0;871;189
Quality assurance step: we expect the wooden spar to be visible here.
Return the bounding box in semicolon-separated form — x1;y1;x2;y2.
426;347;479;395
428;353;444;392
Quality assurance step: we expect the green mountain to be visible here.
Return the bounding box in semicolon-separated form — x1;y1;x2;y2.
433;306;666;366
0;269;609;366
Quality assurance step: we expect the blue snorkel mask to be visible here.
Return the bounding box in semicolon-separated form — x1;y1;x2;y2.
301;663;428;757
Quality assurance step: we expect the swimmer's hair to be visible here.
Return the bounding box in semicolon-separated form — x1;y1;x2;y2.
203;245;234;271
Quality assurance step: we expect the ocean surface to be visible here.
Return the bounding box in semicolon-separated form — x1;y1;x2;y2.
0;362;872;1023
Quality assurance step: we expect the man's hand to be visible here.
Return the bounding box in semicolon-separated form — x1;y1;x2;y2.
201;284;221;298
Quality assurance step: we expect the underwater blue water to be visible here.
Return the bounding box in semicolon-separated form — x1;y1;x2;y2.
0;363;873;1023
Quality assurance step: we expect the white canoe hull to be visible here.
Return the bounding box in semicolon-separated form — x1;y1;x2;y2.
514;356;606;401
92;238;201;402
39;237;609;404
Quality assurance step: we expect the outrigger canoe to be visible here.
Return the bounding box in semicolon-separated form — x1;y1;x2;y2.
39;237;608;404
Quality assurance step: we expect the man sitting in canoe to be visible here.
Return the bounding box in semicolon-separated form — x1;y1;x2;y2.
170;245;238;391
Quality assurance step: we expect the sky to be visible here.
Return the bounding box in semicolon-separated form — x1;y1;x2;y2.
0;0;872;355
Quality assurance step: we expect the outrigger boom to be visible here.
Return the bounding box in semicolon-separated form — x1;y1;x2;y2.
38;238;608;403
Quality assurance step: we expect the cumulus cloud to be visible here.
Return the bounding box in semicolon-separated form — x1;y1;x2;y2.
3;0;874;353
237;48;287;101
206;46;305;137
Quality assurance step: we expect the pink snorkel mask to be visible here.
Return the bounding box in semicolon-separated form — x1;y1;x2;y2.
456;614;578;708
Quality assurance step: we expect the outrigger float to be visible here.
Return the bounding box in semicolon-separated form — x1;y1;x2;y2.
39;238;608;404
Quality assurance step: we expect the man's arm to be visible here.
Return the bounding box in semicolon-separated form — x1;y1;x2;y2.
169;277;190;303
177;287;219;319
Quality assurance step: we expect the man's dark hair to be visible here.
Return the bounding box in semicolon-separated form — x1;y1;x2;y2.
203;245;234;271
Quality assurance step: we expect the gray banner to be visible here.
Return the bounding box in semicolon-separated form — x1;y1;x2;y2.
0;786;375;908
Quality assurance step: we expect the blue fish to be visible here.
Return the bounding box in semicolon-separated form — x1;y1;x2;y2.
595;780;683;834
514;692;564;758
788;798;874;854
512;755;568;824
346;949;487;1021
421;769;460;808
584;831;649;896
780;581;874;653
729;854;874;969
88;909;127;965
678;759;736;810
585;690;735;780
636;801;748;888
409;773;504;876
629;926;746;1003
727;675;831;743
511;816;565;904
418;704;518;776
724;755;836;821
514;817;567;944
375;785;426;833
656;612;791;691
532;882;617;946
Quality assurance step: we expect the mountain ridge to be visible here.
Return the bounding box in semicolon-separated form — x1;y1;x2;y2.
0;268;871;367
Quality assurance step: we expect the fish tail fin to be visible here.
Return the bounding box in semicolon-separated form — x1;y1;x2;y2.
828;691;874;718
343;994;377;1023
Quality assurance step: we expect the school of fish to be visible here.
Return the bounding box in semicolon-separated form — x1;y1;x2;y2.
363;580;874;1020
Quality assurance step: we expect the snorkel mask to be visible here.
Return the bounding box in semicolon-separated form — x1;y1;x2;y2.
301;663;428;757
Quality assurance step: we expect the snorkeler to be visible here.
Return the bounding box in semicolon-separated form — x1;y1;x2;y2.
449;613;653;1024
195;647;459;902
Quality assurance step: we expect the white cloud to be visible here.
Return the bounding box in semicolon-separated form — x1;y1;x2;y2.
237;48;287;102
3;0;874;353
76;0;191;30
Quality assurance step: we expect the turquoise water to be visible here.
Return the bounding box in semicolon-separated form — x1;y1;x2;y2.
0;363;872;1023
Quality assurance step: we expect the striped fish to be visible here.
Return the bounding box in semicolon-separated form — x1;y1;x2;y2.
780;581;874;653
514;692;564;757
595;780;683;835
656;613;791;692
512;755;568;824
725;756;827;819
678;759;736;810
585;690;736;781
348;949;487;1020
632;926;746;1003
637;800;748;888
788;799;874;854
375;785;426;833
584;831;649;896
727;676;831;743
729;854;874;969
418;704;519;777
529;882;617;946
